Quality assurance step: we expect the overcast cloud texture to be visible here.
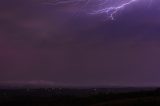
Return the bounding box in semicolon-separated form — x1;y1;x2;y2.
0;0;160;86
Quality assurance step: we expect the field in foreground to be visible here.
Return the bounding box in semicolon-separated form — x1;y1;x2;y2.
1;88;160;106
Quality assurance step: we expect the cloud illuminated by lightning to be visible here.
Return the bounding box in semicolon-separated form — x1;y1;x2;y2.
50;0;140;20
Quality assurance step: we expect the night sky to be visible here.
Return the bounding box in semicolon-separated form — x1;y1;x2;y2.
1;0;160;87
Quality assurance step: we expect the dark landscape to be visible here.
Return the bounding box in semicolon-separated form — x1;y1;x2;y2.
1;87;160;106
1;0;160;106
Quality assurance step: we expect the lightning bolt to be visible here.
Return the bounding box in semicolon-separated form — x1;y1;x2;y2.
92;0;138;20
45;0;141;20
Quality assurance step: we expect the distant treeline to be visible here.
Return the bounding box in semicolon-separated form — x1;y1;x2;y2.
1;88;160;106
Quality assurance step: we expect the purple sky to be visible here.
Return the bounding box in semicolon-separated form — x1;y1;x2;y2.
0;0;160;86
